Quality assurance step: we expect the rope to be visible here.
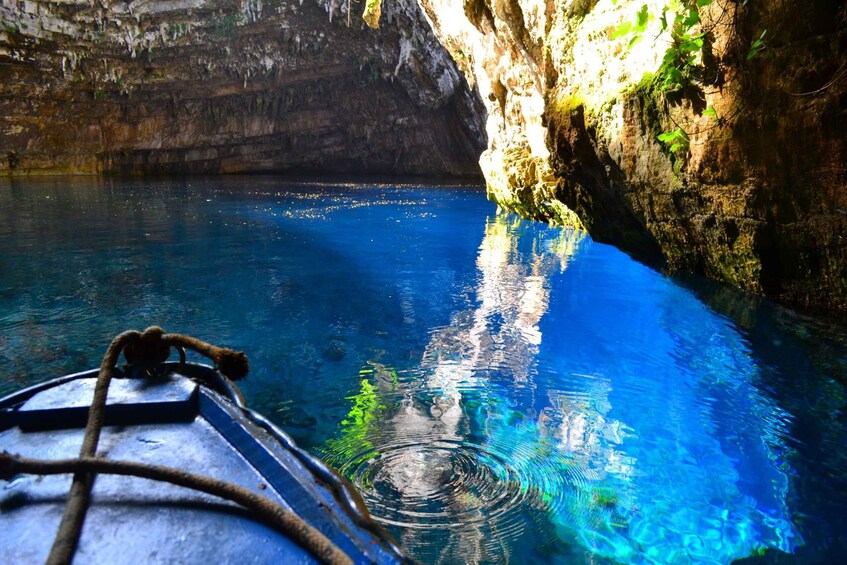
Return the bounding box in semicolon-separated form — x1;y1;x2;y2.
18;326;349;565
123;326;249;381
0;452;352;565
47;329;140;565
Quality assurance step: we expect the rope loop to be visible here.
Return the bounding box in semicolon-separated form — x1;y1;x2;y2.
119;326;249;381
123;326;170;366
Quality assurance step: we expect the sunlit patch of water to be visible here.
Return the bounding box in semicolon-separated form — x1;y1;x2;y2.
321;212;803;563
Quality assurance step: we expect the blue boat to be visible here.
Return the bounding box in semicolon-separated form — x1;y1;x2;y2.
0;328;408;564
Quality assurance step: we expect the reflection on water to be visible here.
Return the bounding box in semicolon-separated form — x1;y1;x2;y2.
326;215;585;560
324;213;799;563
1;178;845;563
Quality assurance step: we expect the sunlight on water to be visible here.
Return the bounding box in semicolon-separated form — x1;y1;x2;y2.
1;177;846;563
322;214;800;563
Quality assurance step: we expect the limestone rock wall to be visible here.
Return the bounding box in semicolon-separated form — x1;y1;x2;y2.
0;0;486;176
415;0;847;317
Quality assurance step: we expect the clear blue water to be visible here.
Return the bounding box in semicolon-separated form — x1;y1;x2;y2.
2;177;846;563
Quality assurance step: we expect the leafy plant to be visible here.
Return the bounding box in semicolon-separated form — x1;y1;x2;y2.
655;0;712;92
614;0;766;156
746;29;767;60
657;126;689;153
612;4;650;49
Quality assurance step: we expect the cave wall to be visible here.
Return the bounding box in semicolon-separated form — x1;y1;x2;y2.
0;0;486;177
415;0;847;317
3;0;846;315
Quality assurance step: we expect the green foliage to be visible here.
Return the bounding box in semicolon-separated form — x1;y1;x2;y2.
657;126;689;154
746;29;767;60
612;4;650;49
615;1;766;156
617;0;768;93
613;1;711;92
655;0;709;92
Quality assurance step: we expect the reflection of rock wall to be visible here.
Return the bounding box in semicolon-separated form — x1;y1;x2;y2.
415;0;847;317
424;213;581;383
380;215;584;558
323;213;584;561
0;0;486;176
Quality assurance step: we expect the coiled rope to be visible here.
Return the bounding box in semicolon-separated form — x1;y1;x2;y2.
0;326;351;565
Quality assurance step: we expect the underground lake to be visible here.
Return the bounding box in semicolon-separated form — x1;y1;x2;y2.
1;177;846;563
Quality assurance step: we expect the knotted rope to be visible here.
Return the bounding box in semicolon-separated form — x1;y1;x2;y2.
4;326;351;565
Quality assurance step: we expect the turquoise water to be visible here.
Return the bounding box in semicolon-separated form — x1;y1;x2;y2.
1;177;846;563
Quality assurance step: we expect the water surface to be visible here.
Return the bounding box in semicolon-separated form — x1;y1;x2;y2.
1;177;846;563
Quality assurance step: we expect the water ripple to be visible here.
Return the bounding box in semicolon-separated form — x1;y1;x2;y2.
329;433;581;558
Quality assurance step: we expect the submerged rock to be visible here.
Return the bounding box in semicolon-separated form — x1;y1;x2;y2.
322;338;347;361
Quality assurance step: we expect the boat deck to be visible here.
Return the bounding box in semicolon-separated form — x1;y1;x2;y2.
0;365;401;564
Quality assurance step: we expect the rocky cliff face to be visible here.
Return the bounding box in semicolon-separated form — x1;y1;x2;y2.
0;0;486;176
415;0;847;317
4;0;845;315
